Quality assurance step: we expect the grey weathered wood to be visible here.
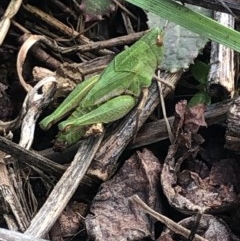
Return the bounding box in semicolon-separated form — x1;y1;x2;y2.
130;98;234;148
225;97;240;152
0;136;66;177
178;0;240;16
24;134;103;238
0;228;49;241
208;12;235;97
0;151;30;232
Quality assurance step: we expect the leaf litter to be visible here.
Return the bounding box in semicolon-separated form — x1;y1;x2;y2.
161;101;240;214
85;148;162;240
0;1;240;240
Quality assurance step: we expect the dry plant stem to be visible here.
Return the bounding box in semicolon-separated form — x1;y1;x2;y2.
3;216;19;231
0;76;56;137
51;0;78;20
217;0;238;18
0;0;23;45
33;55;112;83
0;136;66;177
121;11;135;34
113;0;138;20
0;184;30;231
89;72;182;181
54;31;146;54
0;77;54;231
188;211;204;241
37;144;79;163
0;228;49;241
12;20;31;34
208;12;235;96
19;77;57;149
130;97;234;149
24;134;103;238
178;0;240;16
22;4;112;55
1;77;56;222
0;151;30;231
19;34;61;70
157;71;174;143
154;74;175;90
17;35;46;92
130;195;209;241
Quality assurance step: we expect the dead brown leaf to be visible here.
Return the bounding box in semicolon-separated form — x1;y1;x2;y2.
85;148;162;241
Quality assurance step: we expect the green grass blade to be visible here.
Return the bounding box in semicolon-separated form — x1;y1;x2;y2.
125;0;240;53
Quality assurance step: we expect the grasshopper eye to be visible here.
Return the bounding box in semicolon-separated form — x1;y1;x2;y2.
156;34;163;46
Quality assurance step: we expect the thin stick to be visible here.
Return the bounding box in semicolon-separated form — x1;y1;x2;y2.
113;0;138;21
25;134;103;238
154;74;175;90
130;195;209;241
44;31;146;54
217;0;238;19
156;71;174;143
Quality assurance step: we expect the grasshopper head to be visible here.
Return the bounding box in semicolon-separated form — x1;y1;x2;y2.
141;28;164;66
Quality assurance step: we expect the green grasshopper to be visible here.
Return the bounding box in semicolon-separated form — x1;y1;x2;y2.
39;28;164;149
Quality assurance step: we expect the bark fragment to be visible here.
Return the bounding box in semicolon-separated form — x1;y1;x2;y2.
85;148;162;241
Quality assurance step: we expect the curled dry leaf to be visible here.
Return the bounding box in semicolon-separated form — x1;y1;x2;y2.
17;34;46;92
158;214;239;241
174;100;207;135
176;158;239;211
183;104;207;133
85;148;162;240
161;101;240;214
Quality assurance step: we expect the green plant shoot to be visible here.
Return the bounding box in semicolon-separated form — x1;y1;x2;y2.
188;60;211;107
39;28;164;149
